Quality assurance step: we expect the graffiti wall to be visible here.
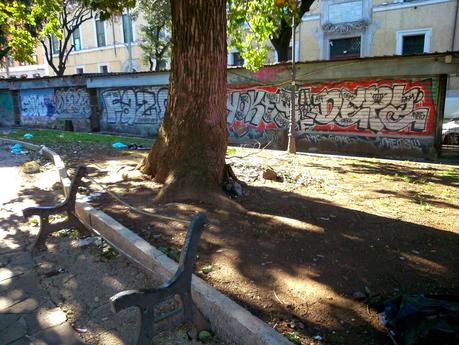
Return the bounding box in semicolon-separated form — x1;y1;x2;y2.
0;91;15;126
18;88;92;130
55;88;91;119
19;89;56;125
99;86;168;136
227;78;438;157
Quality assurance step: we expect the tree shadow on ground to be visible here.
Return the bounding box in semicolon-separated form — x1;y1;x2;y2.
87;180;459;345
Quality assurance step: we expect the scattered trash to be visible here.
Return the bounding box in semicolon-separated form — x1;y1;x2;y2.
10;143;23;154
352;291;367;301
23;133;33;139
225;179;242;197
80;192;102;202
128;143;149;150
198;330;213;342
380;294;459;345
74;327;88;333
112;142;127;149
78;236;100;248
44;267;65;278
262;167;280;181
200;264;213;274
22;161;40;174
313;335;323;341
319;217;330;221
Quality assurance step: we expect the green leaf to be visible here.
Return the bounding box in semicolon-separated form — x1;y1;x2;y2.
198;330;213;342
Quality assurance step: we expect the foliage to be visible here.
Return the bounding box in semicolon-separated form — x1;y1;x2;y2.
0;0;135;67
132;0;171;71
0;0;61;64
227;0;315;71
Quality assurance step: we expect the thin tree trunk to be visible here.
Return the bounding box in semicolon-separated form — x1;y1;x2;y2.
139;0;229;204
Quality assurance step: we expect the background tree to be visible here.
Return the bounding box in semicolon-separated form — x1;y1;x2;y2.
132;0;171;71
41;0;93;76
0;0;61;65
227;0;315;70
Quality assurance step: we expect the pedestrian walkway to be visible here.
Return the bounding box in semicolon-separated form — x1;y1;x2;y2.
0;145;84;344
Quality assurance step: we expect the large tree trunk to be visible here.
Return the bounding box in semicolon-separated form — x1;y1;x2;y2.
139;0;228;204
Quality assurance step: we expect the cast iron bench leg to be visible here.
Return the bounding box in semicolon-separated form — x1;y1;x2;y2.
110;213;210;345
22;166;88;251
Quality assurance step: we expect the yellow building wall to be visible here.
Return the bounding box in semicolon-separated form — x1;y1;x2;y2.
372;1;457;56
49;14;151;75
299;20;321;61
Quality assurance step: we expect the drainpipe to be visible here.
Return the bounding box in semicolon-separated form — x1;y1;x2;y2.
127;8;133;72
112;16;117;57
452;0;458;52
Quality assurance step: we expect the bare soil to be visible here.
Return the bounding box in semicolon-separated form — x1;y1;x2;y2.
47;142;459;345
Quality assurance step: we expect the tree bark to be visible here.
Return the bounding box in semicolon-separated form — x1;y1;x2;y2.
139;0;228;204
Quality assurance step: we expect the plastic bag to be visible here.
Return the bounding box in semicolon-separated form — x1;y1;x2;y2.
112;142;127;149
381;294;459;345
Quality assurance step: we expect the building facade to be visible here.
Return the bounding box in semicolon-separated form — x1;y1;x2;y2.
0;46;48;79
46;11;151;75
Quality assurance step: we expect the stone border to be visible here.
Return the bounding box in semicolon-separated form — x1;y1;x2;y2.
0;137;292;345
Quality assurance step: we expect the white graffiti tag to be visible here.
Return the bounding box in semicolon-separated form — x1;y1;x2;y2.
101;87;168;125
55;88;91;118
298;84;430;132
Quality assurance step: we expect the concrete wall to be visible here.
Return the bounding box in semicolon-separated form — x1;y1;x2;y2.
17;87;92;131
98;86;168;136
227;78;440;158
1;53;457;159
0;91;15;126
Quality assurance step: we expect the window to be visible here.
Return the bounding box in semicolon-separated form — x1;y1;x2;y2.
95;19;106;47
122;14;134;43
99;64;109;73
396;29;431;55
73;27;82;51
51;34;60;54
402;35;425;55
75;67;84;74
231;52;244;66
329;37;361;60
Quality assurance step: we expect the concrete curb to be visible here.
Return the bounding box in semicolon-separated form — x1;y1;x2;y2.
0;137;292;345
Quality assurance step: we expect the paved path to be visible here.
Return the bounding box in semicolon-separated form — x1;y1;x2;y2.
0;145;83;344
0;143;222;345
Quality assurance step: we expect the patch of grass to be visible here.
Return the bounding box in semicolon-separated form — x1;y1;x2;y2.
55;229;80;239
102;244;118;259
158;246;180;260
284;331;301;344
438;168;459;184
226;147;237;155
418;198;432;212
2;129;154;147
200;264;213;274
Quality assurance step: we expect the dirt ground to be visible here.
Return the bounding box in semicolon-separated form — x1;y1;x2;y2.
0;142;222;345
29;140;459;345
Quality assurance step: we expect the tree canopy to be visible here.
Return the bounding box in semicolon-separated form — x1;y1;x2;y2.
132;0;171;71
0;0;61;63
227;0;315;70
